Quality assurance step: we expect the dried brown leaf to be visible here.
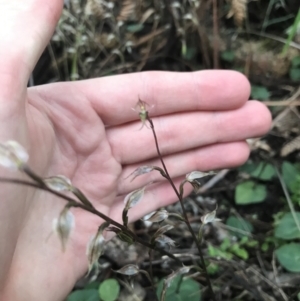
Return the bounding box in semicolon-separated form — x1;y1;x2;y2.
227;0;247;27
281;136;300;157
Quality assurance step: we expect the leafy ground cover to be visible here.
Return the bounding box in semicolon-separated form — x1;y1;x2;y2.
32;1;300;300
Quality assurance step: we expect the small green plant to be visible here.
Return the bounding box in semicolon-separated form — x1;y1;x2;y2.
98;279;120;301
276;243;300;272
251;85;270;101
235;180;267;205
156;275;201;301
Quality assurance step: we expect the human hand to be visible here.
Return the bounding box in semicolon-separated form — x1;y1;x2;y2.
0;0;271;300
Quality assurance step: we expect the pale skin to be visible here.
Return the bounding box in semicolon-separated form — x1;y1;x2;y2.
0;0;272;300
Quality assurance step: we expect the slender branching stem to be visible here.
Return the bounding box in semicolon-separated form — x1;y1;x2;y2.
147;117;216;301
0;176;182;264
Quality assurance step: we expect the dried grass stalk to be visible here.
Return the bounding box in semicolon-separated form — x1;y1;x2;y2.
118;0;137;21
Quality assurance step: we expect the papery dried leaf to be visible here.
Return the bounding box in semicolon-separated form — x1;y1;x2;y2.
115;264;140;276
84;0;104;17
53;206;75;251
123;186;146;209
227;0;247;27
126;166;154;182
44;175;72;192
144;209;168;223
281;136;300;157
0;141;29;170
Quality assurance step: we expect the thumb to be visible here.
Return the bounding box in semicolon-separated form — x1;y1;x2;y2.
0;0;63;102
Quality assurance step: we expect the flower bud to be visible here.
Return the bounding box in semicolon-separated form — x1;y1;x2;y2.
44;175;72;192
0;141;29;170
53;206;75;251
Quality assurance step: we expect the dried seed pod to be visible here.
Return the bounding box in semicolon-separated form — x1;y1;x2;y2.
160;266;191;299
0;140;29;170
186;171;215;182
44;175;72;192
53;206;75;251
125;166;154;182
200;205;218;224
144;209;169;223
124;186;146;209
115;264;140;276
86;222;109;275
153;225;174;238
155;234;176;248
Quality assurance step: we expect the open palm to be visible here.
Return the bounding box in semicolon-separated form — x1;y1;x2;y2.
0;1;271;301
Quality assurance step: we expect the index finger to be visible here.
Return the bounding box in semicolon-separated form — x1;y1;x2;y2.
76;70;251;125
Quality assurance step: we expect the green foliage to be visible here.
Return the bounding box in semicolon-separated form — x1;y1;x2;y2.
282;9;300;55
276;243;300;272
207;262;219;275
66;289;99;301
282;161;299;191
274;212;300;240
235;180;267;205
251;85;270;101
226;216;254;238
156;276;201;301
239;161;275;180
290;175;300;206
126;24;144;33
98;279;120;301
182;47;197;60
221;50;235;62
208;237;257;261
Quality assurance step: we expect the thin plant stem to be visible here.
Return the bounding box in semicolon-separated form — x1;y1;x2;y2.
147;117;216;301
175;274;184;294
0;176;182;264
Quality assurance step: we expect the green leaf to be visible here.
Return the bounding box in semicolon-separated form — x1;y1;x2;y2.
251;85;270;101
250;162;275;180
156;276;201;301
183;47;197;61
208;243;233;260
290;68;300;81
291;56;300;67
235;181;267;205
230;244;249;260
282;161;299;191
274;212;300;240
126;24;144;33
99;279;120;301
221;50;235;62
226;216;253;238
85;282;101;290
239;161;275;180
66;289;99;301
276;243;300;272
